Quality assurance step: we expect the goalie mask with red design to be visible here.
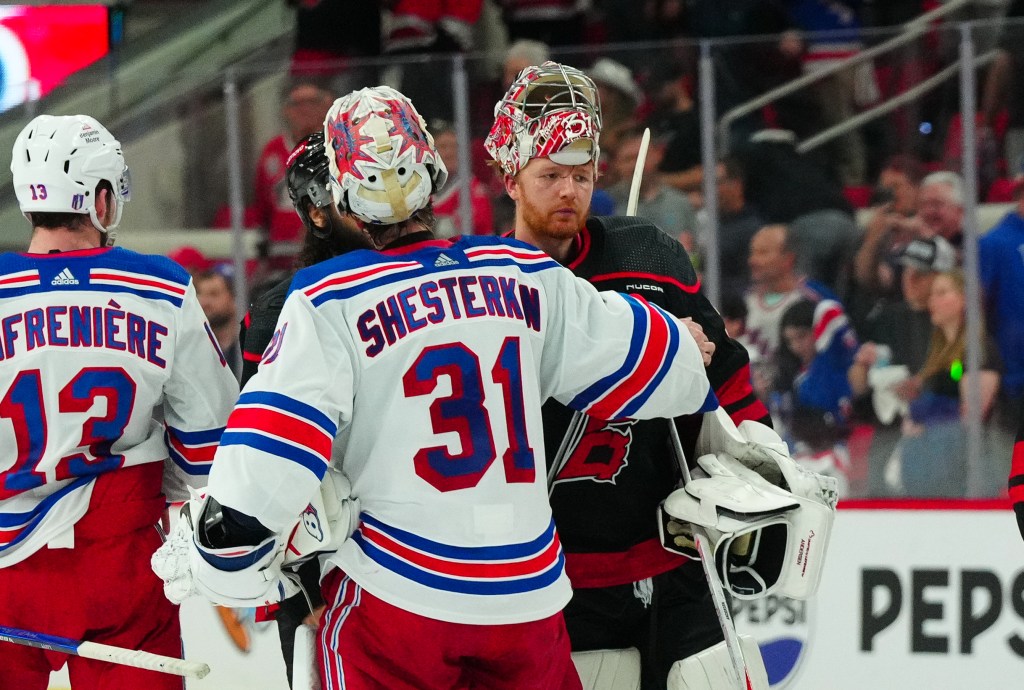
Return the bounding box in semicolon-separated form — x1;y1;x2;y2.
485;61;602;177
324;86;447;225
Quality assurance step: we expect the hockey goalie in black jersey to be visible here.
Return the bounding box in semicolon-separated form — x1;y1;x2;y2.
487;62;837;690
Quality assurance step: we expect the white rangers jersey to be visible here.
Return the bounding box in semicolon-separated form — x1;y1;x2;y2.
209;235;716;625
0;247;239;567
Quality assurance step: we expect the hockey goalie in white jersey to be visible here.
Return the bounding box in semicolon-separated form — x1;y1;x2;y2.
152;85;721;690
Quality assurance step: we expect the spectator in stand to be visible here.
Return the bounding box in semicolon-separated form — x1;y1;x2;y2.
645;63;702;195
287;0;381;90
607;128;697;250
980;0;1024;176
385;0;482;54
914;171;966;251
897;270;1002;497
733;132;859;299
500;0;586;46
588;58;643;167
384;0;483;123
194;264;242;379
980;173;1024;428
743;223;837;380
714;155;763;298
502;38;550;88
738;129;853;224
167;245;212;276
848;236;956;496
431;120;495;237
781;0;877;186
778;298;859;496
849;154;926;326
251;79;334;272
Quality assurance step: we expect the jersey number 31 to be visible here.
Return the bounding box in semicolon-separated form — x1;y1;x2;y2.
404;337;534;492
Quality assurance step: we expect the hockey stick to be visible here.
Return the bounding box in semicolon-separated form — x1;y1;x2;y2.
0;625;211;679
667;421;750;690
625;128;651;217
547;128;653;495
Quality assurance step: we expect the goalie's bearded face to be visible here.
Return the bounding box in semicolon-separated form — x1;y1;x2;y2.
508;158;594;239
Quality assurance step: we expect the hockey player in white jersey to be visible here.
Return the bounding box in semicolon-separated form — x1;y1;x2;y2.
0;114;239;690
151;86;718;690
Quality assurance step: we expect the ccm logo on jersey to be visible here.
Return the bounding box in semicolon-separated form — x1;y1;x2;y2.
625;283;664;293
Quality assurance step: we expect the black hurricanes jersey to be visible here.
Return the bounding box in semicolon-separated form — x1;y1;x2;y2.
545;216;770;588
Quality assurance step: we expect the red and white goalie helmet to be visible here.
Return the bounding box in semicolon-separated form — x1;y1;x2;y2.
485;61;602;177
11;114;131;245
323;86;447;225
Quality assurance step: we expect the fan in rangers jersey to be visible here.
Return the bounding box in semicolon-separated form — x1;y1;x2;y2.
485;61;774;689
151;85;719;690
0;114;238;690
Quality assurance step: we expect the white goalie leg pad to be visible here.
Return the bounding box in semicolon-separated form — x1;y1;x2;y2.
572;649;641;690
697;407;839;509
283;466;361;567
291;623;321;690
668;636;769;690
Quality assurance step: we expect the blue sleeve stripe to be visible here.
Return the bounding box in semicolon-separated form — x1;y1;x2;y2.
219;431;328;480
618;302;681;418
235;391;336;437
567;296;647;411
167;446;211;476
166;426;225;445
359;513;558;561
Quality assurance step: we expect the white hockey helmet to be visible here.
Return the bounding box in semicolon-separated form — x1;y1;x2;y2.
485;61;602;177
10;114;131;245
323;86;447;225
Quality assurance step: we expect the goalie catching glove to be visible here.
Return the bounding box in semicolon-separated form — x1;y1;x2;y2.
151;467;360;608
658;451;834;600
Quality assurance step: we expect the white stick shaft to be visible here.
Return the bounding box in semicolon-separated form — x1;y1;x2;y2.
547;411;587;496
626;128;651;216
692;527;749;690
667;421;748;690
0;625;209;680
78;641;211;679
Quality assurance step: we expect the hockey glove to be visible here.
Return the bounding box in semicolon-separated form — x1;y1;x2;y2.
152;491;299;608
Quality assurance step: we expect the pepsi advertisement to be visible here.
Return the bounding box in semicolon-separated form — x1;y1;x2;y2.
737;500;1023;688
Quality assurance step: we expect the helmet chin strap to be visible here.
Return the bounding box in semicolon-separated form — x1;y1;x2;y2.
90;193;122;247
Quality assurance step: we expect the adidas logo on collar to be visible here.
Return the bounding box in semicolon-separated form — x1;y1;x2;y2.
433;253;459;267
51;268;79;286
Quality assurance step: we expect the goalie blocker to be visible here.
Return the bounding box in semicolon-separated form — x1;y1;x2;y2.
151;467;359;609
658;409;837;601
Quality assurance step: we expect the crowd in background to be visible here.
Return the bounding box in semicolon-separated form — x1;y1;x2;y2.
172;0;1024;501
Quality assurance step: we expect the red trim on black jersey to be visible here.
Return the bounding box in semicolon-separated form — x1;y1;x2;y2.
589;270;702;295
715;363;770;424
563;538;686;588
